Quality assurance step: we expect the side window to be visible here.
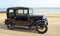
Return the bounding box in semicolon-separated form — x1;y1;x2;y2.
24;10;28;15
16;9;28;16
9;10;13;14
16;9;23;15
9;9;14;16
18;10;23;14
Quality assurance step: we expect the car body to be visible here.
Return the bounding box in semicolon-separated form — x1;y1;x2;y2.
5;7;48;34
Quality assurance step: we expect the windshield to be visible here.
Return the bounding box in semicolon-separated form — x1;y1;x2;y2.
29;8;33;16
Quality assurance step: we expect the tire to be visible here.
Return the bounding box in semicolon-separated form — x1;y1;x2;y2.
36;24;48;34
7;21;15;30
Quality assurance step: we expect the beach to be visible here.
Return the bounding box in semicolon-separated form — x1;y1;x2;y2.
0;13;60;36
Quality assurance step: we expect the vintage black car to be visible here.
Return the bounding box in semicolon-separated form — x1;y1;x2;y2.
5;7;48;34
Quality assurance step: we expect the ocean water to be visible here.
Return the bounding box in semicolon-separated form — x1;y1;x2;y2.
0;8;6;11
0;8;60;14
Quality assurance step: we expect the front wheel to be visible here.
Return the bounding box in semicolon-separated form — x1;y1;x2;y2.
36;25;48;34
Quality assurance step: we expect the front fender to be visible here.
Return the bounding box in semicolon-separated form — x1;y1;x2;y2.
33;20;45;26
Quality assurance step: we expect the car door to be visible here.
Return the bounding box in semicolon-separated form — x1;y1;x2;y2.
15;9;29;26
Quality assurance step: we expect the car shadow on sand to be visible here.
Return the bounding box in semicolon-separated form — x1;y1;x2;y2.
0;24;38;34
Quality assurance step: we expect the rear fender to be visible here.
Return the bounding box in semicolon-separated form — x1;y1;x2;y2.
5;18;15;25
5;19;9;25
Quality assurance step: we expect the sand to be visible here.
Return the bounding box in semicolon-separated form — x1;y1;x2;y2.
0;13;60;36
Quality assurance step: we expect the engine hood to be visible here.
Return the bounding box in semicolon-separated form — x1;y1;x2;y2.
29;14;44;20
29;14;44;17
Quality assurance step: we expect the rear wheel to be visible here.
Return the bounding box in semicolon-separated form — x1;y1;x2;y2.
6;21;15;30
36;24;48;34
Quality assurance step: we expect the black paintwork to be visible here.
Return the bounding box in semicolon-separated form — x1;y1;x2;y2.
6;7;47;26
5;7;48;34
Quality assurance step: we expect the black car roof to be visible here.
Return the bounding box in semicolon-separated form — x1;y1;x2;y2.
7;7;29;10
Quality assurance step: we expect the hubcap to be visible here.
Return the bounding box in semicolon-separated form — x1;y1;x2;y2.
38;26;46;32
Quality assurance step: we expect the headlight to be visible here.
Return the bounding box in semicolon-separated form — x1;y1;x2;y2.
43;16;48;22
43;16;46;19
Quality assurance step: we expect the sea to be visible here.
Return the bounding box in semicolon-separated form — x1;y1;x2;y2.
0;8;60;14
0;8;6;11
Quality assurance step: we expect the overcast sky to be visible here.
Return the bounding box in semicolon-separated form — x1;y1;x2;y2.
0;0;60;8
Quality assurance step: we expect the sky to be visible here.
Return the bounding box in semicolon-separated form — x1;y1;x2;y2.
0;0;60;8
0;0;60;14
